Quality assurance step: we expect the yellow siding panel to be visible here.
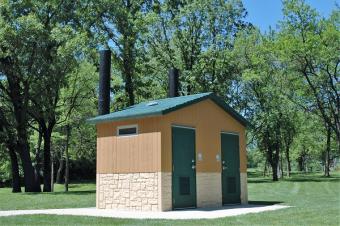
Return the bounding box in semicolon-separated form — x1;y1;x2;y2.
96;117;162;173
160;99;247;173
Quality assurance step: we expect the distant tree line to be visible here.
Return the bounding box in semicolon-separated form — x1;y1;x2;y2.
0;0;338;193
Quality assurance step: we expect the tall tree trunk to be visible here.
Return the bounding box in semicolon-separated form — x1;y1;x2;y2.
325;127;331;177
268;145;279;181
122;27;136;106
51;149;54;192
286;146;291;177
298;150;305;172
271;145;280;181
17;134;41;192
7;142;21;193
64;125;71;192
14;102;40;192
263;159;268;177
18;144;41;192
280;152;284;179
123;58;135;106
7;74;40;192
56;149;64;184
125;70;135;106
34;127;43;185
0;112;21;192
43;127;53;192
272;161;278;181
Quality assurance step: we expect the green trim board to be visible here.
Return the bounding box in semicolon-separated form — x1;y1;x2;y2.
87;92;249;127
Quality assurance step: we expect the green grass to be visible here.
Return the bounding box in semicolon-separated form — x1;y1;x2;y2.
0;182;95;210
0;171;339;226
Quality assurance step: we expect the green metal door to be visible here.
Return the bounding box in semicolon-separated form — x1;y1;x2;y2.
172;126;196;209
221;132;241;204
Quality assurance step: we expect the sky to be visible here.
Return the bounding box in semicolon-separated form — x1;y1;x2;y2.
242;0;339;32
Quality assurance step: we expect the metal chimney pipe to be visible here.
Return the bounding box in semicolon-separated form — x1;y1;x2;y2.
98;50;111;115
168;68;179;97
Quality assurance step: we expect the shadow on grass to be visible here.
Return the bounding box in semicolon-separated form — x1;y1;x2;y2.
248;201;283;205
247;170;340;183
248;179;273;184
248;176;340;183
286;176;340;183
52;190;96;195
67;182;95;188
22;190;95;196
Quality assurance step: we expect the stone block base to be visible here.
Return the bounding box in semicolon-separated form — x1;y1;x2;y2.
197;173;222;208
97;173;159;211
96;171;248;211
240;172;248;204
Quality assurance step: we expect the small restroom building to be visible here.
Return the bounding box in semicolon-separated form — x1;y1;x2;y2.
88;50;248;211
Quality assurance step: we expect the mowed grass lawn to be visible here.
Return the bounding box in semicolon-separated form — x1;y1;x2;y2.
0;171;339;226
0;183;95;211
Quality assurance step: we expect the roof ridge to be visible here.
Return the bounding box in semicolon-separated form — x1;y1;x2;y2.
141;92;212;103
87;92;249;127
122;92;213;110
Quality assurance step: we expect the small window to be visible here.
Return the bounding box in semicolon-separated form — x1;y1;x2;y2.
117;125;138;136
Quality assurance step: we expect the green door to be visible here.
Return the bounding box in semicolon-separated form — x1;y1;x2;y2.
221;132;241;204
172;126;196;209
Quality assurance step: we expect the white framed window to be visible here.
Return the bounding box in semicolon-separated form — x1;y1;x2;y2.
117;124;138;136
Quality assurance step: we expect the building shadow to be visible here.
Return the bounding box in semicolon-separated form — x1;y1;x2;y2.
248;201;283;205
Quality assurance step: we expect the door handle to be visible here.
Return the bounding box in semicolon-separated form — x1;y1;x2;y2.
192;165;196;169
222;166;227;170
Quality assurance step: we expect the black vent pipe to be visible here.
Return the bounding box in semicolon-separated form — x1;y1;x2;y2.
168;68;179;97
98;50;111;115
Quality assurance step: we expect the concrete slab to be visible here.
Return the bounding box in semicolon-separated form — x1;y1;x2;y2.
0;204;290;219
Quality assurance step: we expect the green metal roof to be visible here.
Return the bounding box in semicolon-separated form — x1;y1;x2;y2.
87;92;249;126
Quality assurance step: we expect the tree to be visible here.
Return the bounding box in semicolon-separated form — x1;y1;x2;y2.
291;114;325;172
1;1;92;192
278;0;340;176
55;61;97;191
147;0;250;99
0;105;21;192
0;2;43;192
280;105;299;177
89;0;155;106
18;1;88;192
234;28;301;181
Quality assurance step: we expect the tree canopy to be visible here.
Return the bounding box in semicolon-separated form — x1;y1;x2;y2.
0;0;338;191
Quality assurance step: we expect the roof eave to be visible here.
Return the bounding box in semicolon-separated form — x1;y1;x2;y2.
86;111;163;124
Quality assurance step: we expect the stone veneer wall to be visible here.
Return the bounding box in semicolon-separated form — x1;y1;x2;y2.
97;173;160;211
196;173;222;208
96;172;248;211
160;172;172;211
240;172;248;204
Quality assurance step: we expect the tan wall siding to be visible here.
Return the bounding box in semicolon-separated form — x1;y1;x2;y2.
160;99;247;173
96;117;162;173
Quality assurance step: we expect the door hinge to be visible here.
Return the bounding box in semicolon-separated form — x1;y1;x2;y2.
173;164;174;172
